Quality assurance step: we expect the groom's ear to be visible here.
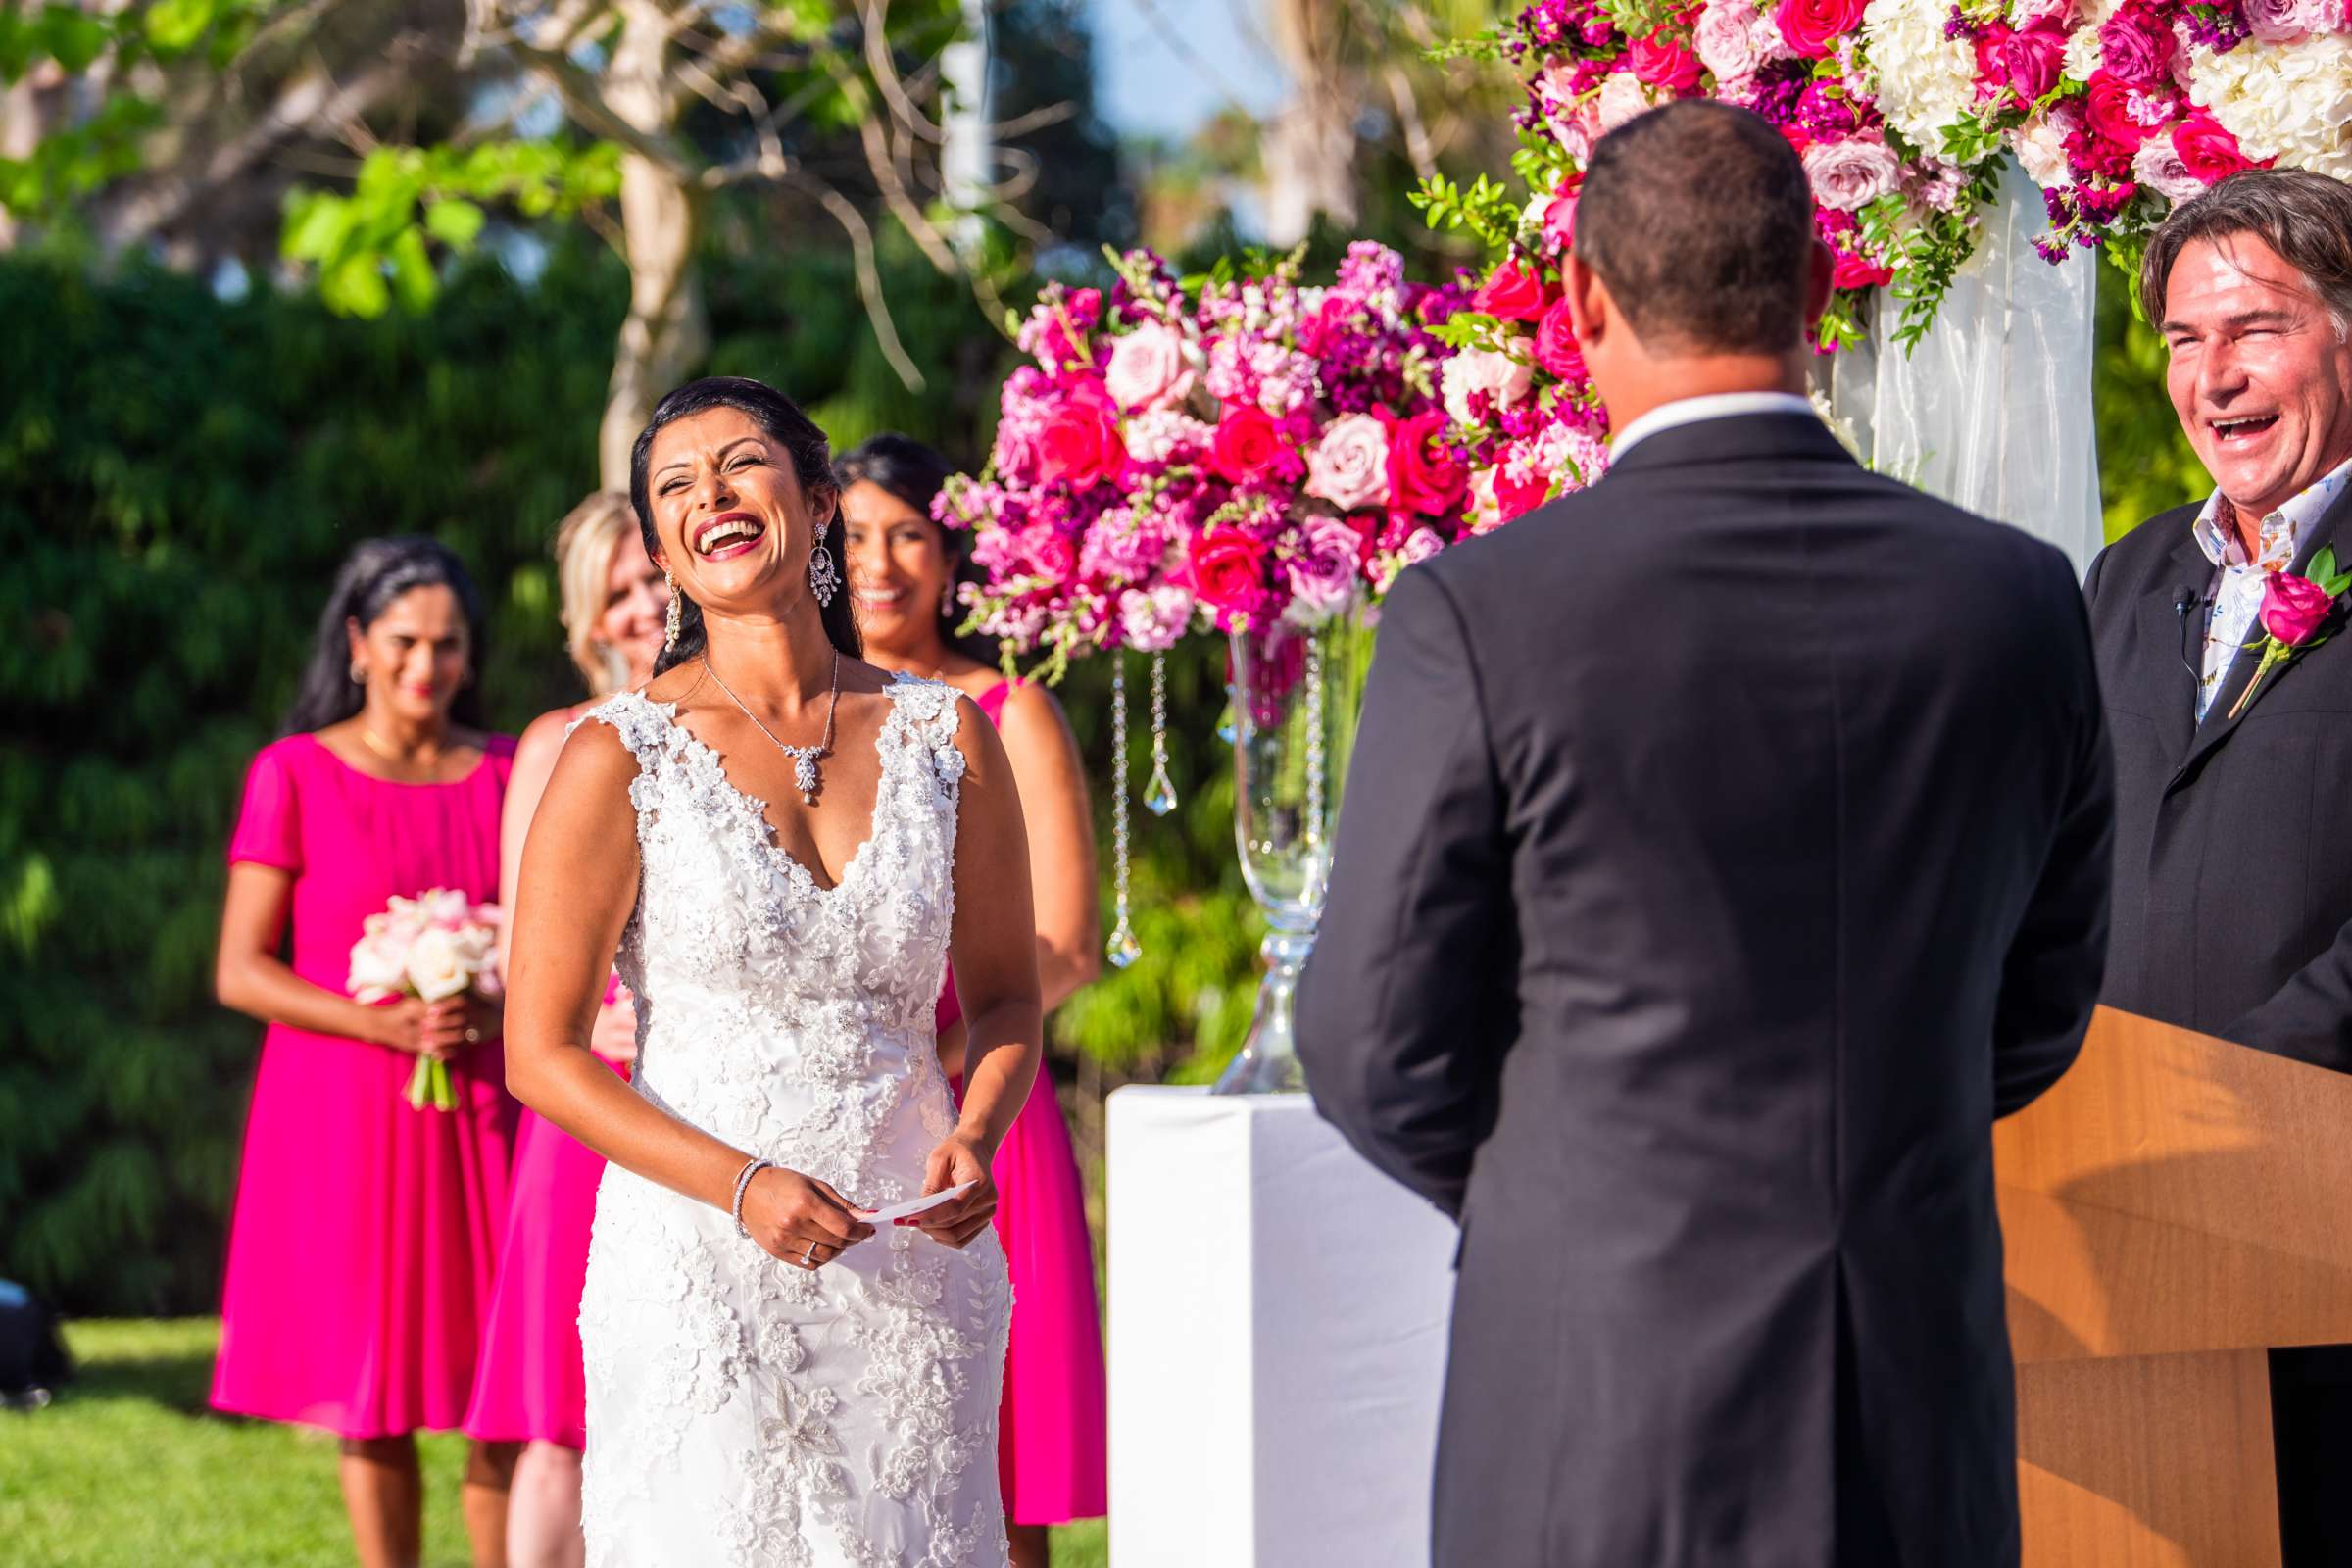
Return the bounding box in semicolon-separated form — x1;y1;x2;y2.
1564;253;1611;353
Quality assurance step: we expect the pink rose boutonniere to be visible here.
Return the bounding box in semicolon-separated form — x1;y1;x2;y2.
2230;547;2351;719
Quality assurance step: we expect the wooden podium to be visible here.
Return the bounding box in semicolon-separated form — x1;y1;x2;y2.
1995;1006;2352;1565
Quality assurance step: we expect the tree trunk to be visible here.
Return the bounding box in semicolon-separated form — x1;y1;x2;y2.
597;5;707;490
1261;0;1357;248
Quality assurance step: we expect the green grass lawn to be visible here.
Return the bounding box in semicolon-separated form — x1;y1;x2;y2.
0;1320;1106;1567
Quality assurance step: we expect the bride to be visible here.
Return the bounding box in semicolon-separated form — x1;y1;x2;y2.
505;375;1040;1566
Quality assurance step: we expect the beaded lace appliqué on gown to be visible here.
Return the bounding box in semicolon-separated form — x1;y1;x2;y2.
574;674;1012;1567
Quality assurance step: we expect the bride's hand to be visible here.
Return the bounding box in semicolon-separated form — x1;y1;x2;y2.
741;1167;875;1270
909;1134;999;1249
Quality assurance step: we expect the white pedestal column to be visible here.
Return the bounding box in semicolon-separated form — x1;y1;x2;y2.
1105;1086;1457;1566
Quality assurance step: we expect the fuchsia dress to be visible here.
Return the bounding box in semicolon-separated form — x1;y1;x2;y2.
942;678;1109;1526
212;733;519;1439
465;989;626;1450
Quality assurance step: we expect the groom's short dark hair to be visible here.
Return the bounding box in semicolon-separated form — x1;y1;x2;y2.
1576;101;1816;356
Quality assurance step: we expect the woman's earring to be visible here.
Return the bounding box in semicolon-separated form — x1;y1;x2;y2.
663;571;682;651
940;582;955;620
349;662;365;684
808;544;841;610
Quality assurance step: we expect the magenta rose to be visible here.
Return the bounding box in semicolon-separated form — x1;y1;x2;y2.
2261;570;2336;647
1831;249;1894;291
1535;297;1587;382
1987;18;2067;106
1472;257;1550;323
1493;466;1552;523
1629;29;1705;94
2082;72;2156;154
2171;110;2259;185
1543;192;1578;255
1384;410;1468;520
1776;0;1869;59
1189;529;1271;618
1208;406;1286;485
1034;388;1123;488
2097;5;2174;86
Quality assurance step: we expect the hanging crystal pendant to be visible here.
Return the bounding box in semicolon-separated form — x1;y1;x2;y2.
1105;649;1142;968
1143;650;1178;816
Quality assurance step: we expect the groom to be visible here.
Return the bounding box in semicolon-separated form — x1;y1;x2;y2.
1296;100;2114;1567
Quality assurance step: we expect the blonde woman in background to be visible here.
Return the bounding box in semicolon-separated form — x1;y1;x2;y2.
464;494;667;1568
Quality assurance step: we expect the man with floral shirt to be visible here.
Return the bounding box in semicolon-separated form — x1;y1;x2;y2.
2083;167;2352;1566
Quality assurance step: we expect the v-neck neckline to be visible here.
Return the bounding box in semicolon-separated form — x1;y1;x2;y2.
634;679;907;898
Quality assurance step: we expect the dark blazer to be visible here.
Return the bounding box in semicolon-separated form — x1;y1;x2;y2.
2086;487;2352;1066
1295;413;2114;1568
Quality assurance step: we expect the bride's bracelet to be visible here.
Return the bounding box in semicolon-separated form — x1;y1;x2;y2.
730;1156;776;1239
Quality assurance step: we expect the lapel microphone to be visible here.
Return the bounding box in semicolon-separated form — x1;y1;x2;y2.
2176;583;2207;688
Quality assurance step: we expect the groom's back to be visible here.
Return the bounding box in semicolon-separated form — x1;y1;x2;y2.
1418;422;2105;1565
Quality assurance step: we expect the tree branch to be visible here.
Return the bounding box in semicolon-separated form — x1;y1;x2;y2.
793;173;928;392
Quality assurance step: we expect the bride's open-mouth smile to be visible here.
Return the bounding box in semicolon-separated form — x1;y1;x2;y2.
693;511;767;561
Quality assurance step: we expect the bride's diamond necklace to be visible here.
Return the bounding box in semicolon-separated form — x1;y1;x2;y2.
703;649;840;806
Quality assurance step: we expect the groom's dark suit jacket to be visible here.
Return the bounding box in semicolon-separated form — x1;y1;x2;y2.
1296;413;2114;1568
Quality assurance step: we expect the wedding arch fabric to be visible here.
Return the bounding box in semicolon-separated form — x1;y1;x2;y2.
1824;157;2106;579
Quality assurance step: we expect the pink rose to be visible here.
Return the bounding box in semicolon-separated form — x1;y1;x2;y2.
1629;29;1704;94
1986;19;2067;107
1284;516;1365;621
1441;347;1535;426
2171;110;2259;185
1209;406;1286;485
1802;137;1902;212
1104;320;1196;413
1831;249;1894;291
1534;298;1587;381
2242;0;2328;42
2260;570;2336;647
1473;257;1550;322
1384;410;1468;521
2097;5;2174;86
1776;0;1869;59
2132;133;2208;202
1543;191;1579;256
1189;529;1270;618
1035;387;1123;488
1693;0;1763;85
1305;413;1393;512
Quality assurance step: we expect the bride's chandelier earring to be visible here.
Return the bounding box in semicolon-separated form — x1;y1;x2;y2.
663;571;682;652
940;580;956;620
808;539;842;609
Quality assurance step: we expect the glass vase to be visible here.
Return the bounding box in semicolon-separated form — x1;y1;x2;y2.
1212;607;1371;1095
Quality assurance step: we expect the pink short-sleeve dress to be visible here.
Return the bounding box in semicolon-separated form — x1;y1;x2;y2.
211;732;520;1439
940;679;1109;1526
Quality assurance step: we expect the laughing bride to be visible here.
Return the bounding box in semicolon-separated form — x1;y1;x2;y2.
504;375;1041;1566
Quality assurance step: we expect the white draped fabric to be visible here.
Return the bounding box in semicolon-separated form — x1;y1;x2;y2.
1824;157;2106;579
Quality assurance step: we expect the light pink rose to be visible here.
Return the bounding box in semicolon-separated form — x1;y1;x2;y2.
2242;0;2328;42
1122;408;1214;465
1802;136;1902;211
1284;516;1366;624
1441;348;1535;426
1400;528;1446;565
2132;132;2208;201
1305;413;1393;512
1594;72;1659;135
1103;320;1196;413
1694;0;1763;86
2014;115;2074;187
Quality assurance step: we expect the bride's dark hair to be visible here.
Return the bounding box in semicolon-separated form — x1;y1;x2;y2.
630;377;861;676
282;536;488;735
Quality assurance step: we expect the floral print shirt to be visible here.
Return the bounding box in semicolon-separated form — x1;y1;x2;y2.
2189;459;2352;720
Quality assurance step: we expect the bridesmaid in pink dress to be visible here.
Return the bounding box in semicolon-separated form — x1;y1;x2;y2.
839;436;1109;1565
465;494;668;1568
213;537;520;1568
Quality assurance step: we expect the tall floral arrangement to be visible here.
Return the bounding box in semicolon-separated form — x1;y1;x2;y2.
939;244;1485;670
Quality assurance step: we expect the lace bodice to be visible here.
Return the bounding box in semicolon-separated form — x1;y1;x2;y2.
573;673;1012;1566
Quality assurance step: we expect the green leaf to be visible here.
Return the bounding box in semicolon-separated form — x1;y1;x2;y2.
387;226;436;314
143;0;217;53
422;198;485;251
37;5;112;74
280;192;349;263
321;251;390;318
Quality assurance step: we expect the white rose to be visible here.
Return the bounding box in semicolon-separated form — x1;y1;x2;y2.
1440;348;1535;427
406;925;473;1003
1304;413;1392;513
1104;320;1197;413
348;931;409;1004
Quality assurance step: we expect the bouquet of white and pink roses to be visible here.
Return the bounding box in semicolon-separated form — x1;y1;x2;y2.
347;888;501;1111
940;243;1498;668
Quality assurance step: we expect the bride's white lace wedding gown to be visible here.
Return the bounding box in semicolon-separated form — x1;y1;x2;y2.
575;674;1012;1568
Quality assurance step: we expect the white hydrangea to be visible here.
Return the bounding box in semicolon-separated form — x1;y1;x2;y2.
1862;0;1984;156
2188;32;2352;180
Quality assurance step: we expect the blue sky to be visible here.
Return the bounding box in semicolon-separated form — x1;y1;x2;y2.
1085;0;1293;141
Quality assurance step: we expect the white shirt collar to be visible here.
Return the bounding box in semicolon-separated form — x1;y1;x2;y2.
2188;457;2352;571
1608;391;1823;462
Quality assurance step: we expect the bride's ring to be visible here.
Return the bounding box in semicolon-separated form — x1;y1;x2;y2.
803;1241;818;1266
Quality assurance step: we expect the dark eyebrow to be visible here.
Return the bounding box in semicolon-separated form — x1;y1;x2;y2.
2164;309;2298;335
657;435;765;478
